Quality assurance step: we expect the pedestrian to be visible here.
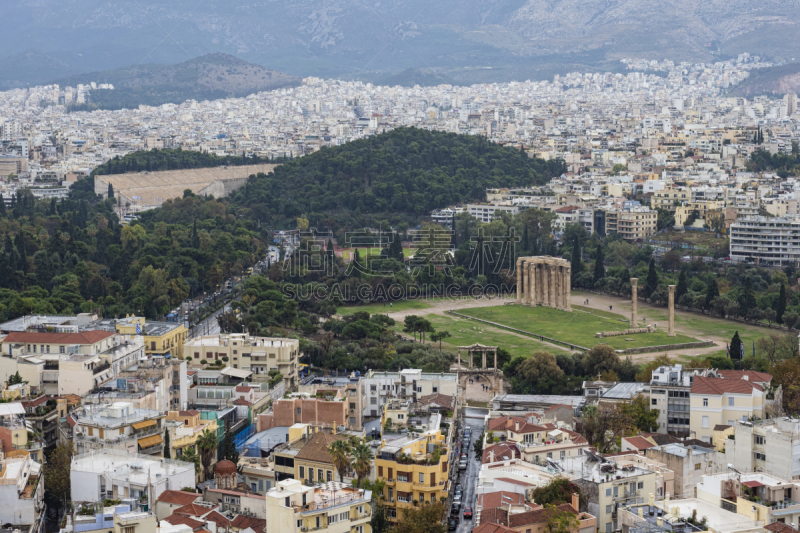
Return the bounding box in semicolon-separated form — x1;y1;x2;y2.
609;305;612;311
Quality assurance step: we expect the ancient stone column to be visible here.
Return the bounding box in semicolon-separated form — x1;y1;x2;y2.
668;285;676;337
469;350;473;369
529;262;536;306
494;350;497;369
630;278;638;326
550;263;557;308
516;259;523;304
457;348;461;370
534;264;541;305
482;350;486;369
565;267;572;312
523;260;530;305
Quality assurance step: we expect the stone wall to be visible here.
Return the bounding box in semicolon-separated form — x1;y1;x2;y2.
618;341;715;355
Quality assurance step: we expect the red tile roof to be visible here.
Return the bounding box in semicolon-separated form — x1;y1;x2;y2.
203;511;231;527
473;523;518;533
623;436;656;451
4;330;115;345
179;410;201;417
482;503;576;528
691;376;762;395
473;523;519;533
230;515;266;532
476;491;527;511
173;503;214;518
162;515;206;530
235;386;252;393
482;443;520;464
717;370;773;383
494;477;535;487
766;523;800;533
156;489;201;506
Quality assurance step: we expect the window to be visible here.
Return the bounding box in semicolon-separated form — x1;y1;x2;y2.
703;398;708;407
297;520;303;528
419;473;425;483
560;451;565;460
389;488;394;501
613;487;618;497
432;387;438;393
652;399;657;405
327;470;332;482
606;505;612;513
728;397;734;406
378;466;383;477
694;463;701;470
701;416;709;428
755;436;765;445
606;523;612;533
122;527;135;533
755;452;766;461
296;408;301;415
318;469;324;482
299;466;305;479
606;488;612;497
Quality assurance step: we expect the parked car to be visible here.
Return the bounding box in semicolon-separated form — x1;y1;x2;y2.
451;503;461;516
463;507;473;519
455;483;463;493
452;493;462;506
458;459;467;470
448;518;458;531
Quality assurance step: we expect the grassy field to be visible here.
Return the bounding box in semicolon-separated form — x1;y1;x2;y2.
457;304;698;350
340;248;414;261
338;299;431;315
391;313;570;358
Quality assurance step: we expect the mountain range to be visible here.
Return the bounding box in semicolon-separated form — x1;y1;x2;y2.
2;0;800;88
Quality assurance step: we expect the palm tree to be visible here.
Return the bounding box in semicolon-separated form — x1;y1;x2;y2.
196;429;218;480
179;447;201;478
351;443;374;488
328;439;352;483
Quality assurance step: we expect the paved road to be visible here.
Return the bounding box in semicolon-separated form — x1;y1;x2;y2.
189;304;229;338
454;414;485;533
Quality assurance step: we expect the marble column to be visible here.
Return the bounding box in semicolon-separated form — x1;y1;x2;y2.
494;350;497;370
565;267;572;312
482;350;486;369
469;351;473;369
457;348;461;370
668;285;676;337
630;278;638;327
516;259;523;304
523;260;530;305
534;264;541;305
529;263;536;306
549;263;556;308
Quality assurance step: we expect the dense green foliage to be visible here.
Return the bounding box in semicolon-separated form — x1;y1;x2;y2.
92;147;271;175
228;127;565;234
747;147;800;176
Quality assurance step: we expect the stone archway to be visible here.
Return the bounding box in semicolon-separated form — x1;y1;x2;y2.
458;369;504;403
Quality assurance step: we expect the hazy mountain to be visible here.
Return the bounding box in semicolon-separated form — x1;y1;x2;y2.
729;63;800;97
3;0;800;88
51;53;299;110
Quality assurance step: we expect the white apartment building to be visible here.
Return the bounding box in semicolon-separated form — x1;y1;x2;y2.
730;216;800;266
265;479;371;533
361;369;457;419
70;450;195;505
0;452;44;533
466;202;520;223
71;401;166;456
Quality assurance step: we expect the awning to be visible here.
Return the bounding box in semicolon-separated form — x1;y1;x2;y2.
138;434;164;448
131;419;157;430
742;481;764;488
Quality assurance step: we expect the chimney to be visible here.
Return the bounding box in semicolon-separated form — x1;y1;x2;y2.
489;450;495;463
516;421;520;432
572;492;580;512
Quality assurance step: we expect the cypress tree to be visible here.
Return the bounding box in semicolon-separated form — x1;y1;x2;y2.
675;270;688;302
593;245;605;283
107;183;114;199
163;429;171;459
571;240;583;286
0;197;6;217
739;277;757;320
730;331;743;362
777;282;787;324
705;278;719;310
326;238;336;270
15;235;27;272
646;257;658;299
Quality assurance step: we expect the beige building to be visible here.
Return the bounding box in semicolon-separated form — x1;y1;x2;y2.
690;376;766;444
116;317;188;359
184;333;300;389
605;208;657;241
650;187;692;212
265;479;372;533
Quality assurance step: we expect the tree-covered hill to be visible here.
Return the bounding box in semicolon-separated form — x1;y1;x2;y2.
227;127;564;232
91;148;271;176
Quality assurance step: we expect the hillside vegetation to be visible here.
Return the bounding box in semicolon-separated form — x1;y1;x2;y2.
55;53;299;111
227;127;566;233
91;148;273;176
730;63;800;96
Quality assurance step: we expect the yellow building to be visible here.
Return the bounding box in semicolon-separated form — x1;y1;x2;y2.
690;376;765;443
712;424;735;452
651;187;692;212
374;412;451;522
165;409;219;466
265;479;372;533
116;317;188;359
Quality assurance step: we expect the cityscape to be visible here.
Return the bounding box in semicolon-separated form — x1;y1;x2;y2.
4;5;800;533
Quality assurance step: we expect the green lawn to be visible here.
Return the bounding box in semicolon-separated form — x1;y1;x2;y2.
457;304;699;350
340;248;414;261
576;291;780;355
338;299;431;315
391;313;570;358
